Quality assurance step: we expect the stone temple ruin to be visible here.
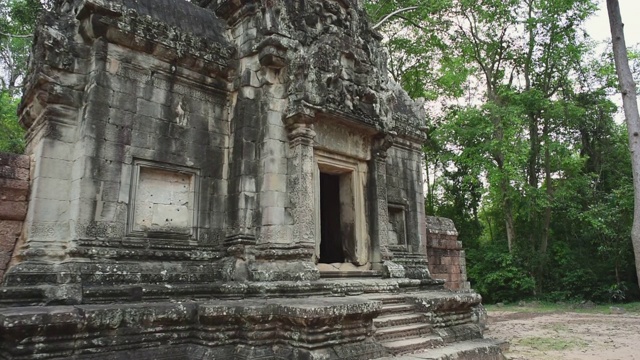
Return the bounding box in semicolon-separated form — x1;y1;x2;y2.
0;0;505;358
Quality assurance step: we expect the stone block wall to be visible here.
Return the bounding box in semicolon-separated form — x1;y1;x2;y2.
386;142;428;254
0;153;29;280
2;0;436;299
1;0;237;295
426;216;470;290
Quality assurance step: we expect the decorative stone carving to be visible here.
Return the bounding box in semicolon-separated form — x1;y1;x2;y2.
286;119;317;247
370;133;395;268
382;260;405;278
388;204;407;247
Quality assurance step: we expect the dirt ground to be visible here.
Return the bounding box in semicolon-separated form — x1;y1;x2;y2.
485;308;640;360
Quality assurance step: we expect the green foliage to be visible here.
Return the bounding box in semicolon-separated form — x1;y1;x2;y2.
0;0;43;153
0;90;23;153
365;0;640;303
608;282;628;302
467;242;535;303
0;0;42;91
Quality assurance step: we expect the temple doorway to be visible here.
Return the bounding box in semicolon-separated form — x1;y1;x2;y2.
314;150;368;267
319;173;344;263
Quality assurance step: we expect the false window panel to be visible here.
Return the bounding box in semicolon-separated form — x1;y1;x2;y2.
127;160;199;239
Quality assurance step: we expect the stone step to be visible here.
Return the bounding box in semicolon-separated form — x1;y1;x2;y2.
380;303;414;315
381;335;445;355
319;270;382;278
375;338;508;360
374;313;425;328
369;295;407;305
375;322;432;341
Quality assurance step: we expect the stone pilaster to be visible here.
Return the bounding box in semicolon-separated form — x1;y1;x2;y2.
369;134;394;271
286;119;317;248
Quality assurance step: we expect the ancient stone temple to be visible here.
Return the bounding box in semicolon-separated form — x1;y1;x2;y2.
0;0;505;358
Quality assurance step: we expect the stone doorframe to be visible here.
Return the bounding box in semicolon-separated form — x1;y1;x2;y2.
313;150;369;267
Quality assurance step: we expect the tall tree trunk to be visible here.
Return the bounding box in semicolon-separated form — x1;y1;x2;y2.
488;87;517;253
524;0;539;190
504;195;516;253
537;119;553;294
607;0;640;289
495;141;517;254
540;118;552;257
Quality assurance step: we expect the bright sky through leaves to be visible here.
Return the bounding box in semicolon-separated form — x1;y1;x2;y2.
587;0;640;45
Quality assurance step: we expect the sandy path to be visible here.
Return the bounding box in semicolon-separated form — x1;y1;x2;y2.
485;310;640;360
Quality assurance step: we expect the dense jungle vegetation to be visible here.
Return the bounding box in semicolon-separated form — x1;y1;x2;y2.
1;0;639;303
367;0;640;303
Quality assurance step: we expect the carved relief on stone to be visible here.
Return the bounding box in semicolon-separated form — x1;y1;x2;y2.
301;0;359;40
388;204;407;248
286;118;318;246
370;132;396;261
174;97;189;127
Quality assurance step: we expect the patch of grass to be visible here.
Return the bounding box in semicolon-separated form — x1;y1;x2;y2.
517;336;588;351
542;323;570;333
484;302;560;313
485;301;640;314
616;302;640;313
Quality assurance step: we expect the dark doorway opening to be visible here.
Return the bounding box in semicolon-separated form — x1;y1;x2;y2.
319;172;344;263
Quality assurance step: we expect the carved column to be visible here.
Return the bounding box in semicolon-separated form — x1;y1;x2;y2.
370;134;394;271
286;119;317;249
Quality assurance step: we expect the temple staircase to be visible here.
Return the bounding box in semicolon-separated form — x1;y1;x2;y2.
374;296;443;354
369;293;508;359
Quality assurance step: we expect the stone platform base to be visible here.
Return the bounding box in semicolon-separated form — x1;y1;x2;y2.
0;297;387;360
0;280;505;359
0;277;444;306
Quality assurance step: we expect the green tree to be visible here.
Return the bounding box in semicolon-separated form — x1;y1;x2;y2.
367;0;640;301
0;89;23;153
607;0;640;291
0;0;45;153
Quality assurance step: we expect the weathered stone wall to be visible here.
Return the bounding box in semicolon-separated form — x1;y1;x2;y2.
72;40;230;243
3;0;435;300
4;0;236;295
0;153;29;280
0;297;387;360
386;141;427;254
426;216;470;290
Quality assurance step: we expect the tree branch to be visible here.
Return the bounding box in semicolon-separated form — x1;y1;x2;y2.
396;15;426;30
0;31;33;39
372;6;419;30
